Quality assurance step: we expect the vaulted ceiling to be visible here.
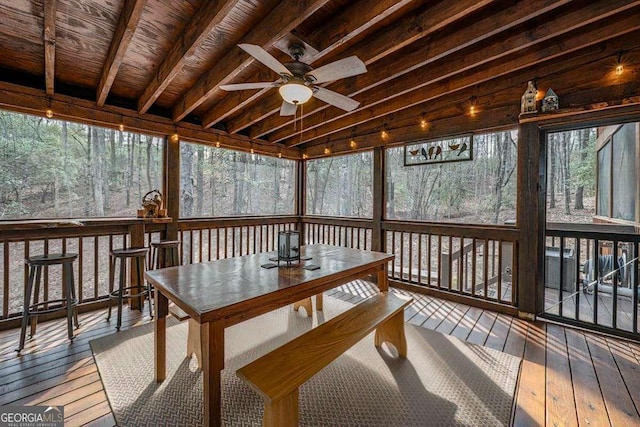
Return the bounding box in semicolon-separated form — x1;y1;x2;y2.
0;0;638;157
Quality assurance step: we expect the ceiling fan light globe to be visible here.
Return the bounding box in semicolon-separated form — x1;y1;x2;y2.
279;83;313;105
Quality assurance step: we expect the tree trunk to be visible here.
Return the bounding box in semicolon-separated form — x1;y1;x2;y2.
196;146;204;215
573;128;589;209
181;143;194;217
146;136;153;191
561;133;571;215
92;127;106;216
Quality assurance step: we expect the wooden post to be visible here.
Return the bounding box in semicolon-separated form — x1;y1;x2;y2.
371;146;385;252
517;122;545;319
166;135;180;241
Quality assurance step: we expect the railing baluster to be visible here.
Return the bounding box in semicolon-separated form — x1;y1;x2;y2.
483;239;489;299
497;240;503;302
427;234;432;286
559;237;565;315
612;240;618;329
472;238;477;296
199;229;203;262
78;237;83;304
447;236;452;291
3;241;9;318
43;239;49;308
575;237;581;321
593;239;599;324
208;228;212;261
417;233;422;286
408;232;413;283
633;241;638;334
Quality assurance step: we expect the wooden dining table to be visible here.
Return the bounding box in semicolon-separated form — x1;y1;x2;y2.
145;244;393;427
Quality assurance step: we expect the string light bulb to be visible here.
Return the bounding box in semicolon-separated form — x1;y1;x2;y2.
250;144;255;154
278;151;282;158
616;52;624;75
349;138;357;149
215;140;220;148
45;108;54;119
419;113;428;130
323;145;331;155
381;124;389;140
170;132;179;143
119;123;124;132
302;153;308;160
469;96;477;117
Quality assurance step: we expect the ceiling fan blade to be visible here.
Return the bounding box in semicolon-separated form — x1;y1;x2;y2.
220;82;276;91
239;43;290;75
313;87;360;111
307;56;367;83
280;101;298;116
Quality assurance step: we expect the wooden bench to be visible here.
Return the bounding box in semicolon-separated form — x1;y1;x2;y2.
236;292;412;427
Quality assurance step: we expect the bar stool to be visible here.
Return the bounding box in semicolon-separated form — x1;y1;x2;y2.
150;240;180;269
18;253;79;352
107;247;151;330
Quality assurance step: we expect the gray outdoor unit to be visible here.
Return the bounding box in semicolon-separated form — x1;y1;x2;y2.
545;247;576;292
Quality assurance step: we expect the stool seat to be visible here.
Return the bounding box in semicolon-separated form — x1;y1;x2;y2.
26;253;78;265
111;247;149;257
18;253;79;351
150;240;180;248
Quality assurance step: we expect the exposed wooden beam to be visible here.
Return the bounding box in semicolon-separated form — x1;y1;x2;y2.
226;0;500;135
199;0;418;128
314;50;640;149
277;4;640;146
97;0;148;107
43;0;56;96
171;0;331;123
247;0;573;140
0;81;300;159
136;0;241;114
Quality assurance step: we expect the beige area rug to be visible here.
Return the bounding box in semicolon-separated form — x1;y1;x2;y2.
90;296;521;426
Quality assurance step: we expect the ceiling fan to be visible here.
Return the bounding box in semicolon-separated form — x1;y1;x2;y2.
220;43;367;116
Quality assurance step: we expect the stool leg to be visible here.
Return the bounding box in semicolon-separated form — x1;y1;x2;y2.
136;256;144;311
107;256;115;321
68;261;80;328
30;265;42;338
117;258;125;330
18;266;36;352
64;262;75;341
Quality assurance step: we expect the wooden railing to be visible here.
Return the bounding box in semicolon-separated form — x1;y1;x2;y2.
383;221;519;308
545;223;639;339
0;219;165;324
178;216;299;264
301;216;373;249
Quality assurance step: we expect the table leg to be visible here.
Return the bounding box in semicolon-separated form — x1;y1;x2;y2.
154;291;168;382
202;320;225;427
377;264;389;292
315;293;323;311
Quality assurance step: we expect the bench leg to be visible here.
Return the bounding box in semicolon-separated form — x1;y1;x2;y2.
374;310;407;358
315;293;323;311
263;390;299;427
187;318;203;370
293;298;312;316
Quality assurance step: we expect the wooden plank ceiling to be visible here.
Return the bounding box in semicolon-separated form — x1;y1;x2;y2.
0;0;638;157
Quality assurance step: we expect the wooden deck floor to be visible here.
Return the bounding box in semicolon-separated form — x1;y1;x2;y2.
1;281;639;426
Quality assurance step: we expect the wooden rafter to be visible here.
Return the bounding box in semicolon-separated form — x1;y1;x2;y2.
96;0;148;107
241;0;571;140
136;0;242;114
199;0;418;128
171;0;332;123
225;0;499;135
43;0;56;96
277;2;640;146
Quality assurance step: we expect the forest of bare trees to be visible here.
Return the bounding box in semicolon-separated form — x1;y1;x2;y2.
180;142;296;217
0;112;162;219
0;110;600;225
